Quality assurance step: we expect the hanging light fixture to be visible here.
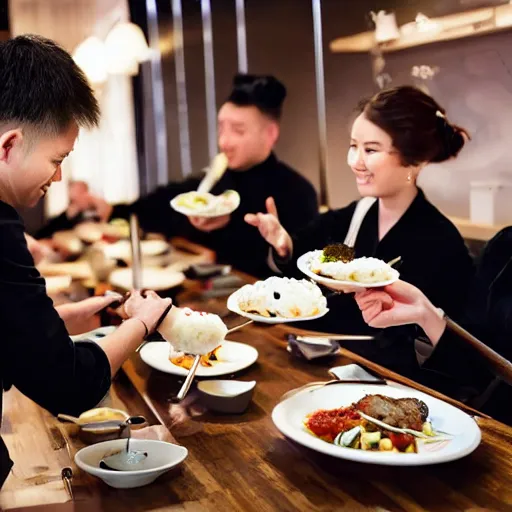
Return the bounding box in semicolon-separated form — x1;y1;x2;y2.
73;36;108;85
104;21;153;76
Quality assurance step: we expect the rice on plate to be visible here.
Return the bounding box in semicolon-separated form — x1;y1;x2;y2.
158;308;228;355
236;277;327;319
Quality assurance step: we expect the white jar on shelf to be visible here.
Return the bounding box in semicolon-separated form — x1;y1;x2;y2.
470;181;512;225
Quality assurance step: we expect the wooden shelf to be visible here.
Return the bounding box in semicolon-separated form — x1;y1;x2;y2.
330;4;512;54
448;216;507;241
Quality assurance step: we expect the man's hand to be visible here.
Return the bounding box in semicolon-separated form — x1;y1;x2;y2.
188;214;231;232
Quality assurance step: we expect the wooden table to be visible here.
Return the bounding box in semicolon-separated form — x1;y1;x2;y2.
2;275;512;512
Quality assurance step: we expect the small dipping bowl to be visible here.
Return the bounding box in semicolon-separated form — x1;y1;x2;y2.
197;380;256;414
75;439;188;488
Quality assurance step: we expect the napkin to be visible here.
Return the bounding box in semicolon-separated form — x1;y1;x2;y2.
328;363;386;383
287;334;339;360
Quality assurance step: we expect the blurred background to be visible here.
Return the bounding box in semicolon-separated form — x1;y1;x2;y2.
5;0;512;234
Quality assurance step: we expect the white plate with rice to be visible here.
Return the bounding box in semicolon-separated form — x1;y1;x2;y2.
139;340;258;377
297;251;399;289
170;190;240;218
226;277;329;324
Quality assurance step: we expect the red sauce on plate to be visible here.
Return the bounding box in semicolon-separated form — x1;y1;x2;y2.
306;407;361;442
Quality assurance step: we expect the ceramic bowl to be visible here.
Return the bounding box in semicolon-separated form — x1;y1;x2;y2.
197;380;256;414
75;438;188;488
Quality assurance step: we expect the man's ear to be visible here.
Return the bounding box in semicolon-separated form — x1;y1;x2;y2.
0;129;24;163
266;121;280;146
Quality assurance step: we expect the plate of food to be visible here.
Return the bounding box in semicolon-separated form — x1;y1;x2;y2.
297;245;399;289
108;267;185;291
139;340;258;377
74;221;130;244
170;190;241;218
272;383;481;466
227;277;329;324
101;239;170;262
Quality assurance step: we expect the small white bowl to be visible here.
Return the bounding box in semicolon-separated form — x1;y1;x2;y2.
75;439;188;488
197;380;256;414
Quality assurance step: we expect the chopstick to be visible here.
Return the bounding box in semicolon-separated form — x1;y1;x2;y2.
296;334;375;342
227;319;253;334
129;214;142;290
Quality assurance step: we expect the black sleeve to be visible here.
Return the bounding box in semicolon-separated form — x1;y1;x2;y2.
0;218;111;417
34;212;79;239
423;324;495;390
273;202;356;277
110;178;201;237
277;180;319;237
401;225;475;320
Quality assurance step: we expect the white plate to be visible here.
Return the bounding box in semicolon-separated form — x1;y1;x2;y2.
272;383;481;466
70;326;117;343
139;340;259;377
109;268;185;291
297;251;400;289
170;190;240;218
226;289;329;324
102;240;170;261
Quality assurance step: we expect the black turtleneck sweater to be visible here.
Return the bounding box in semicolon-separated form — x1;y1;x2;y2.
0;200;112;486
111;153;318;277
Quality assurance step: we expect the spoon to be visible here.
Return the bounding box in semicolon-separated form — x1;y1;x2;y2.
80;415;146;433
167;320;253;403
99;416;148;471
170;354;202;403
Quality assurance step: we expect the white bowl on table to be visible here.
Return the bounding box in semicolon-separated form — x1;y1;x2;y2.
75;438;188;488
197;380;256;414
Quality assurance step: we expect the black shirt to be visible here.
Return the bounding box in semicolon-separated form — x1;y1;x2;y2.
35;210;92;239
414;227;512;424
275;189;475;374
0;201;111;484
111;153;319;278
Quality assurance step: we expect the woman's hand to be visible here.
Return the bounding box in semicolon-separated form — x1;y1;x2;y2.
123;290;173;334
244;197;292;258
354;280;446;344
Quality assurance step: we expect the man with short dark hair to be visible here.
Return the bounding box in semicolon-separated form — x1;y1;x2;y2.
105;74;319;277
0;35;172;486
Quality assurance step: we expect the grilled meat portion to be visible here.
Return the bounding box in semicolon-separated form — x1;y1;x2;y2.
355;395;428;431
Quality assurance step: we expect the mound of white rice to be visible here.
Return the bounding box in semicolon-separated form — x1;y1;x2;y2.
237;276;327;318
158;307;227;355
311;254;394;284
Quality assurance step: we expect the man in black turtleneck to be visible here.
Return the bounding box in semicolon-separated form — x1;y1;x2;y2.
69;74;319;277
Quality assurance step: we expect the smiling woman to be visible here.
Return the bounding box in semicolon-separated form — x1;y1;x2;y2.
249;85;474;378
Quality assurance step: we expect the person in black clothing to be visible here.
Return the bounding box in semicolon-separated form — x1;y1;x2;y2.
79;74;318;278
354;224;512;426
35;180;110;239
247;86;474;345
0;35;172;487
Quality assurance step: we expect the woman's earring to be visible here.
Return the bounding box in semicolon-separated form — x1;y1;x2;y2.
407;171;413;183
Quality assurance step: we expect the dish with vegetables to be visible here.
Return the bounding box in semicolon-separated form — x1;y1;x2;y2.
272;383;481;466
304;394;446;454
